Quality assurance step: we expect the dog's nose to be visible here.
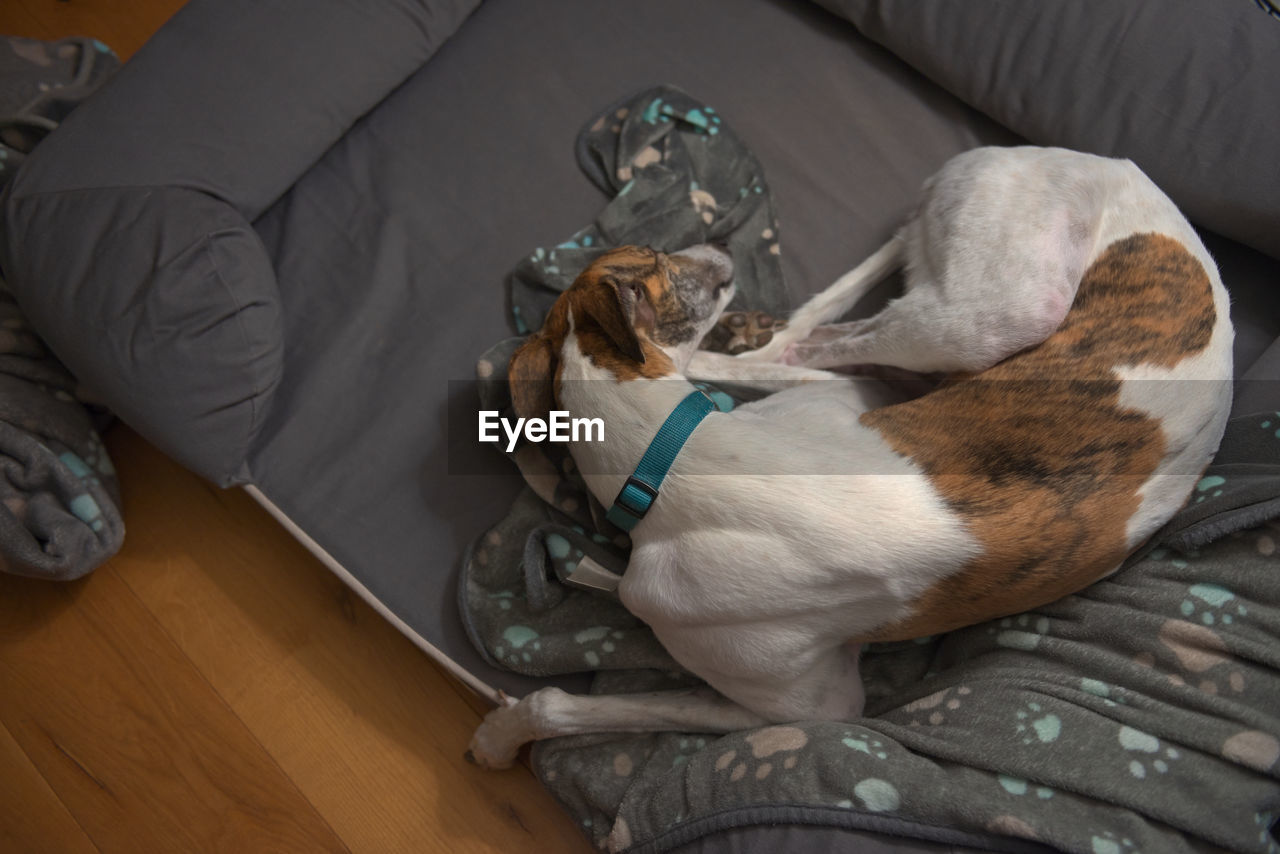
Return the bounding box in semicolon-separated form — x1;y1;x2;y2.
671;243;735;293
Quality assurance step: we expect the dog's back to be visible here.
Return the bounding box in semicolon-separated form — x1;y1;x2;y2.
862;162;1232;640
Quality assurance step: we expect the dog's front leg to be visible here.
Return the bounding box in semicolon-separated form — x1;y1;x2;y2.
466;686;770;770
686;350;845;395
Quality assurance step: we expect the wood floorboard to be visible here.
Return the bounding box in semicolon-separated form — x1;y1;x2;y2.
0;720;99;854
8;0;184;60
0;567;350;853
108;428;590;854
0;5;52;42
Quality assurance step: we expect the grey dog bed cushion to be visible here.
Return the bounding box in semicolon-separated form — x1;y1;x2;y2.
818;0;1280;261
3;0;1278;492
2;0;482;486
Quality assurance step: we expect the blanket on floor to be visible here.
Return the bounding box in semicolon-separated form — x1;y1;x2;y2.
463;89;1280;853
0;36;124;580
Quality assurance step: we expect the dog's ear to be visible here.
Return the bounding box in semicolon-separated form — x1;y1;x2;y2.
508;332;557;422
582;276;646;364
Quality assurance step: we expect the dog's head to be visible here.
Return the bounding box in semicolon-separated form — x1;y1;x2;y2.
509;243;735;420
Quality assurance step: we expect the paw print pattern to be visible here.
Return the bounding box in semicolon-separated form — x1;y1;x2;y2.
831;730;903;812
544;532;580;573
1192;474;1225;504
573;625;627;668
1256;523;1279;558
1178;582;1246;629
761;226;781;257
1118;725;1181;779
985;814;1040;841
901;685;971;727
834;778;902;813
1252;810;1279;850
987;614;1052;651
490;623;628;670
1014;702;1061;745
1138;618;1247;696
472;528;502;568
668;737;708;770
714;726;808;782
1135;546;1249;695
1080;678;1126;708
842;731;888;759
486;589;517;611
1090;831;1137;854
1148;545;1248;631
55;450;108;533
996;774;1055;800
1222;730;1280;773
689;183;718;225
77;430;116;478
495;624;542;667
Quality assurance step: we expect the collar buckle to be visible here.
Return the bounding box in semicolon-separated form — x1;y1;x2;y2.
604;389;717;533
610;475;660;522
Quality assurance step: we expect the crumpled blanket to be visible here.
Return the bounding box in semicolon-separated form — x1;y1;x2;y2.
0;36;125;580
506;85;786;334
1;36;119;185
0;281;123;580
463;89;1280;853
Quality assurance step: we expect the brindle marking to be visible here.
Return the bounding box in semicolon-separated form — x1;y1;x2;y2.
861;233;1216;641
509;247;681;421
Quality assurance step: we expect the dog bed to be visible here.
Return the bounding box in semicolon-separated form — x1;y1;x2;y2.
3;1;1278;850
462;91;1280;853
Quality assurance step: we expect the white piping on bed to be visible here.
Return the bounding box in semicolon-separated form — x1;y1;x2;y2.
242;484;503;706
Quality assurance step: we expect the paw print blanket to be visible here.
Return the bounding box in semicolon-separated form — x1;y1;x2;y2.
463;89;1280;853
0;37;124;580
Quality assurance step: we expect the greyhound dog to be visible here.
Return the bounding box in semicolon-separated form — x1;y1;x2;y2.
467;146;1233;771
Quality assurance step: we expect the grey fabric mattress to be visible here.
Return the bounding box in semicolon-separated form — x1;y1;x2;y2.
3;0;1278;850
243;0;1028;699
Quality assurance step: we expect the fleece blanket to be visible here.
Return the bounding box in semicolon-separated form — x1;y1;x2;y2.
1;36;119;187
506;85;786;335
0;36;124;580
462;90;1280;853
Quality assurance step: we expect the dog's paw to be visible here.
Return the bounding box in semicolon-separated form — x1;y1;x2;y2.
467;703;526;770
700;310;786;355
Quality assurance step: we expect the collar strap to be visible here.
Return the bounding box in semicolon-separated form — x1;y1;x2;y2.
606;389;716;531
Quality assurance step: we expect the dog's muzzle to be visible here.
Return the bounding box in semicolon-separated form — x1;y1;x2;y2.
673;243;735;297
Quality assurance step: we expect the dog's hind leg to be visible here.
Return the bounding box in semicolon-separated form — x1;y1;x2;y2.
735;237;905;363
466;686;770;770
468;631;869;770
780;149;1109;374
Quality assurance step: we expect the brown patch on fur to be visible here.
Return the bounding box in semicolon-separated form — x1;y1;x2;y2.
862;233;1216;641
564;247;678;380
507;248;678;421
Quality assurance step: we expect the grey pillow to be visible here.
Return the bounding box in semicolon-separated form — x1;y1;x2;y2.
3;187;281;485
0;0;481;485
815;0;1280;260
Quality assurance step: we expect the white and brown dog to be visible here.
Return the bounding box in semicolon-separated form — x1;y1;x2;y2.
468;146;1233;769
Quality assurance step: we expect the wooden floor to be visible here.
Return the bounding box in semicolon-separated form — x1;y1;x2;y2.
0;3;591;852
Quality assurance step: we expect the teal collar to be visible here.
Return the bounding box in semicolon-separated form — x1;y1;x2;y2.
606;389;717;532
